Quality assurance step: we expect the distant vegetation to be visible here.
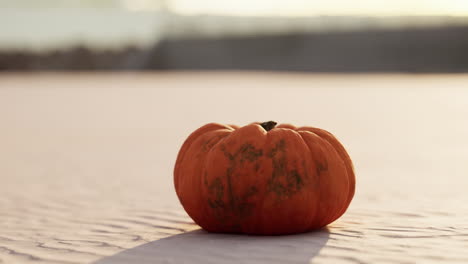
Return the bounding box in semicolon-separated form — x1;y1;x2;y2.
2;25;468;72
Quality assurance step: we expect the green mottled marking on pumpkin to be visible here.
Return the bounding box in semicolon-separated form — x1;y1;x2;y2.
272;156;287;180
234;186;259;217
254;163;260;172
268;139;286;158
220;144;235;161
208;198;225;209
269;182;287;197
238;143;263;163
216;143;263;222
287;170;303;188
269;170;304;197
201;140;211;152
316;160;328;176
207;177;225;209
220;143;262;212
209;178;224;199
203;172;209;186
268;156;287;196
267;140;305;198
225;166;236;212
220;143;263;163
243;186;259;199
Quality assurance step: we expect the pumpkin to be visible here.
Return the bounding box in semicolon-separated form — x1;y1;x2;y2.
174;121;355;235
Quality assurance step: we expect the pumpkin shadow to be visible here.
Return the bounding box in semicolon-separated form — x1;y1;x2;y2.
93;228;330;264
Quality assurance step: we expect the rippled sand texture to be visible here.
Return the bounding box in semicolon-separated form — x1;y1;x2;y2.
1;73;468;264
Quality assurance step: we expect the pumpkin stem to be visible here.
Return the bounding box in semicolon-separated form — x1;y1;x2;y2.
260;121;277;131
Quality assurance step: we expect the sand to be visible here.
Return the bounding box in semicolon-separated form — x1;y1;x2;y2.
1;72;467;263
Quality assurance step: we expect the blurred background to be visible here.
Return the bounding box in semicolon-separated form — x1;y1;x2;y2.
2;0;468;72
2;3;468;263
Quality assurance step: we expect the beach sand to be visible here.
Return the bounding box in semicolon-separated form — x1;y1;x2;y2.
1;72;467;263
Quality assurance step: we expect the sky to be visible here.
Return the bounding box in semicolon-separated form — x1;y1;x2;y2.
2;0;468;51
2;0;468;16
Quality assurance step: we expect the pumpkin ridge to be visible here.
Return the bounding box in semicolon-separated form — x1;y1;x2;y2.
174;123;233;173
297;129;350;227
201;125;268;232
297;126;355;223
174;123;233;191
218;142;264;219
265;137;306;199
175;126;234;229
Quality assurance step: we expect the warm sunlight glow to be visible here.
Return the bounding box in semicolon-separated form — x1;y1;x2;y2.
122;0;468;16
121;0;164;11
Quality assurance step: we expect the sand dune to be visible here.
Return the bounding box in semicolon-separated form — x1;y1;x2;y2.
1;73;467;263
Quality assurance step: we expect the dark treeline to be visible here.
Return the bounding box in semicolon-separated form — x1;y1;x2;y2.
2;26;468;72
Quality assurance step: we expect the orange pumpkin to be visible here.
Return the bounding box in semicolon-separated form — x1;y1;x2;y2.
174;121;355;235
